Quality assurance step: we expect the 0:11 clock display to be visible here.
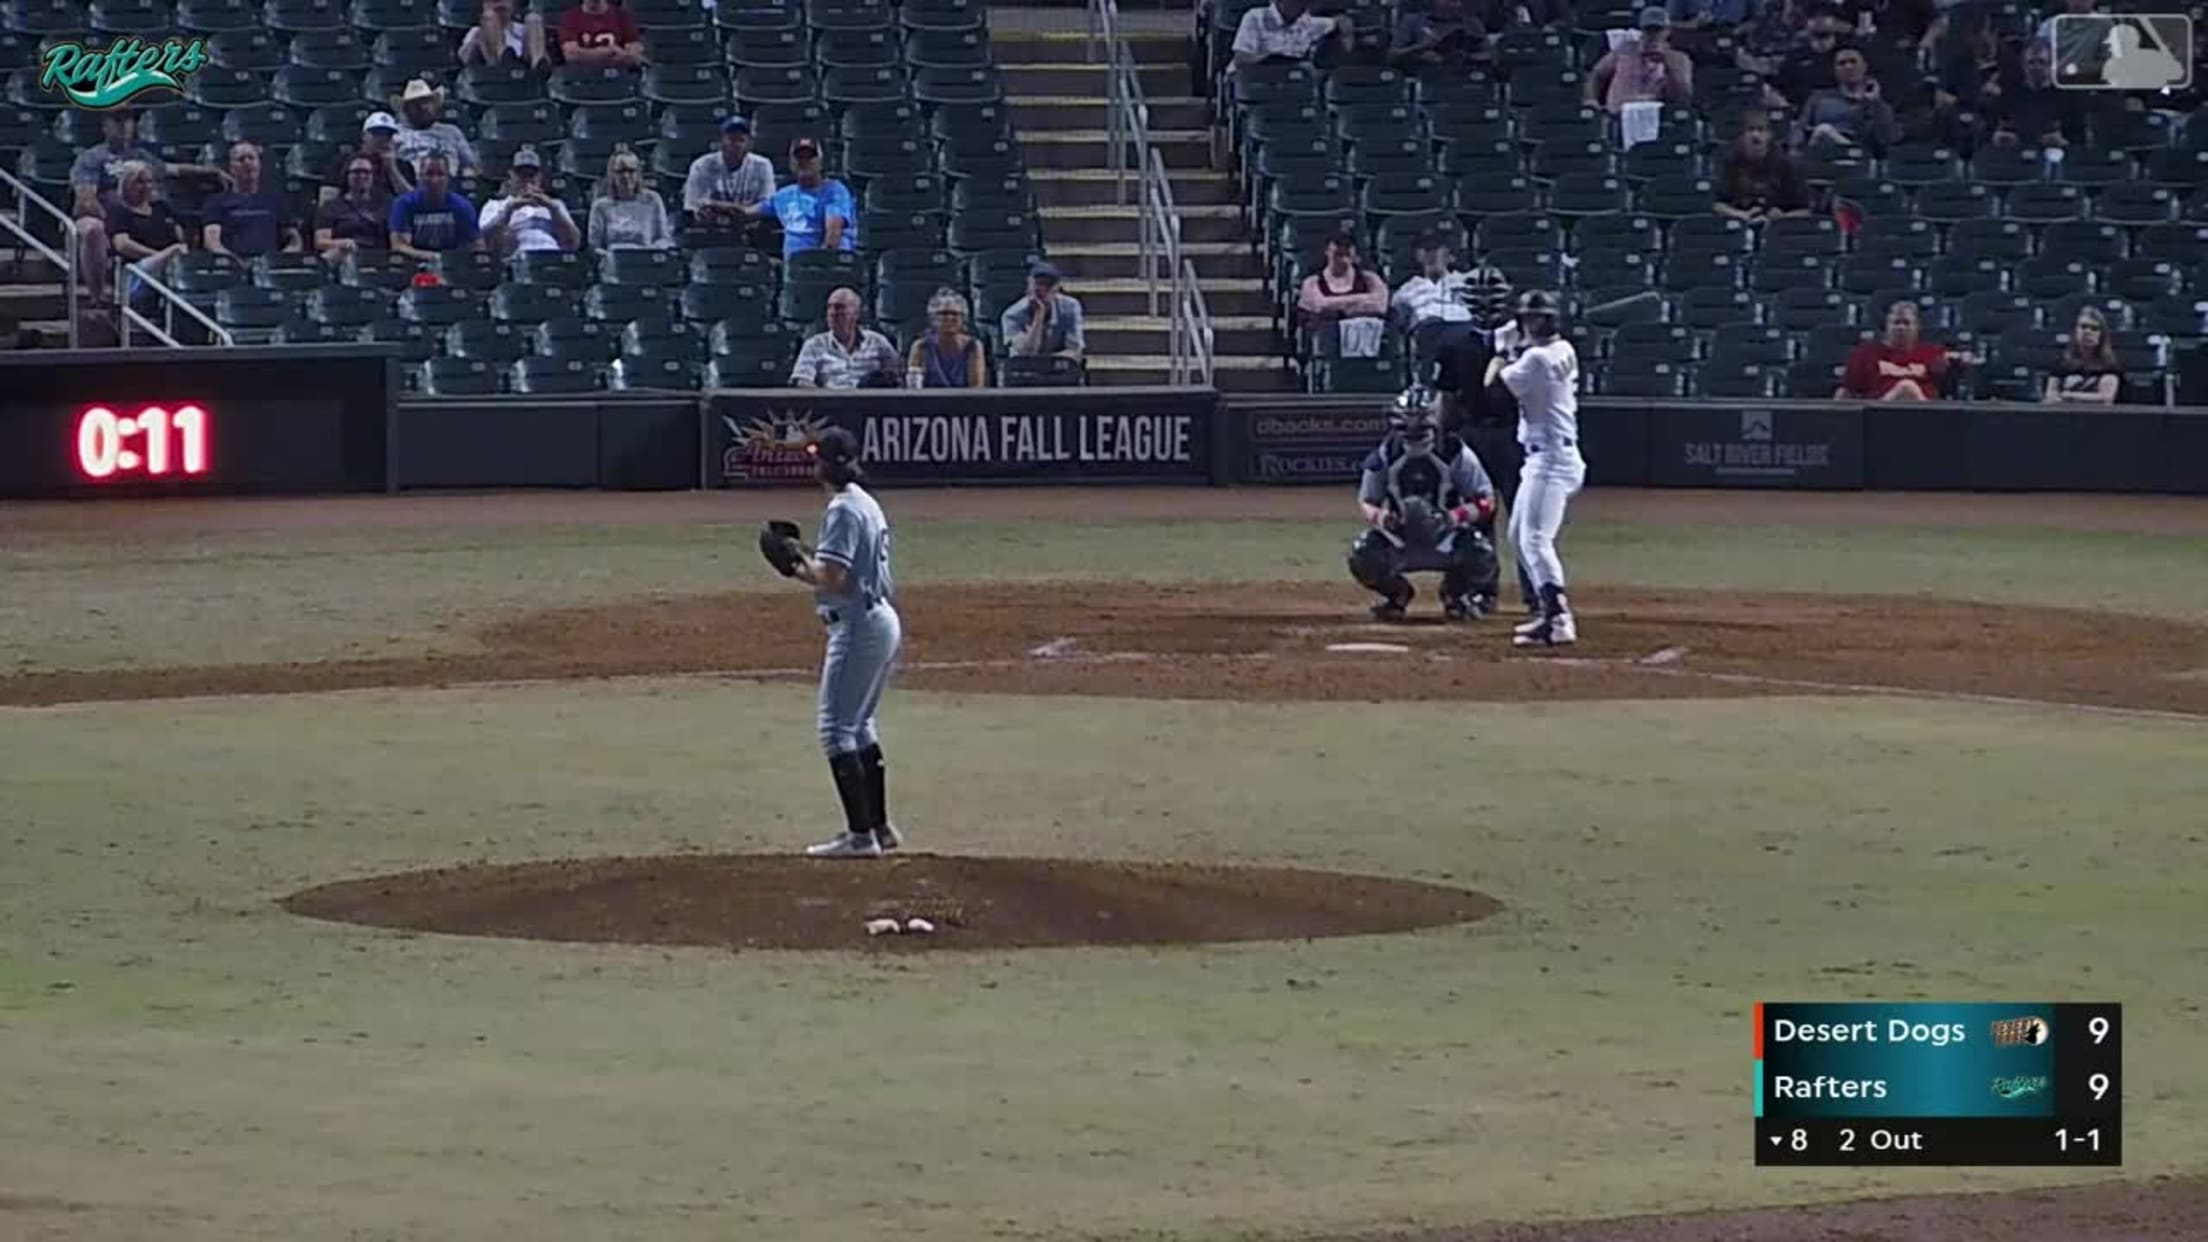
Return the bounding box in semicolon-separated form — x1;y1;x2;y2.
75;403;211;480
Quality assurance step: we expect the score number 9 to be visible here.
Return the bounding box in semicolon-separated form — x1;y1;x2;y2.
2090;1016;2112;1044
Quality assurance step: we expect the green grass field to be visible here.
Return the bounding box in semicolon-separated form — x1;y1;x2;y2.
1;491;2203;1240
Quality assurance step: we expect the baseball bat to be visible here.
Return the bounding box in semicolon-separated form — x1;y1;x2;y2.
1575;289;1665;320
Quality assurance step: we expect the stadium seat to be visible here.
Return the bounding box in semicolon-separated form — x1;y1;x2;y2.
534;316;618;362
445;318;530;364
2007;183;2086;224
397;285;483;327
421;356;503;396
509;355;603;394
179;0;260;30
2095;183;2178;227
583;282;672;324
1914;179;1995;224
1949;218;2034;263
210;30;287;73
610;351;703;391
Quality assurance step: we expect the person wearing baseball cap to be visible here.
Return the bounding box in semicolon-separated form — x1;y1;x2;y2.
318;111;413;206
684;114;776;228
742;135;855;259
1001;261;1087;361
1587;6;1693;116
479;145;580;257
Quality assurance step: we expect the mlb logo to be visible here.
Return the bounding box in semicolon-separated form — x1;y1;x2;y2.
1741;410;1774;442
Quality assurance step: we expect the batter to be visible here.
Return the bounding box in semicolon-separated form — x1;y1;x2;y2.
1486;290;1585;648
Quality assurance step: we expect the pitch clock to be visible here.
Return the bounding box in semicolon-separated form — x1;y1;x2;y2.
0;346;394;498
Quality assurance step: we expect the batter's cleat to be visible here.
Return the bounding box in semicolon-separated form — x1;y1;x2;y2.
805;831;884;860
1369;595;1412;623
1512;613;1550;636
876;822;903;853
1512;611;1578;648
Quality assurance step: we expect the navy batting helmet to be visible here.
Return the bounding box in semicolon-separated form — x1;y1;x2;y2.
1516;289;1562;340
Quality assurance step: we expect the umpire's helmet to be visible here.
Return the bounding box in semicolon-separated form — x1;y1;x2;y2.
1516;289;1562;341
1462;264;1514;331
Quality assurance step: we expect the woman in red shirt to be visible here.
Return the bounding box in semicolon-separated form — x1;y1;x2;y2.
1837;301;1967;401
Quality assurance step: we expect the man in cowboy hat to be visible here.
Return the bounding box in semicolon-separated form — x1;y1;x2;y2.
391;78;480;178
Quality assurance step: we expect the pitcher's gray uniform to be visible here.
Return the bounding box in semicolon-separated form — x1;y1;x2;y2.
798;427;906;860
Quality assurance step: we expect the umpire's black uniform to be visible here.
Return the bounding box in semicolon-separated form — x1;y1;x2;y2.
1428;324;1522;510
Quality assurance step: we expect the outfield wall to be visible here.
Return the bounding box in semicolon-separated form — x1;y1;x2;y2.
1;348;2203;497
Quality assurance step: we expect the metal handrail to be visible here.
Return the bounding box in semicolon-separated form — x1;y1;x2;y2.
0;167;79;347
1090;0;1218;387
115;259;235;348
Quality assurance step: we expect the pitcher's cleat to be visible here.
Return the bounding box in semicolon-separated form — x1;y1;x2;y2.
805;831;884;860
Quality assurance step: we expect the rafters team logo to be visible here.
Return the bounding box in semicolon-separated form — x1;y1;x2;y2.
1991;1015;2052;1047
723;411;831;484
40;37;209;109
1991;1075;2051;1101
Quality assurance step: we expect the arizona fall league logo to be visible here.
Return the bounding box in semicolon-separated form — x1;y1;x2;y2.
724;412;832;484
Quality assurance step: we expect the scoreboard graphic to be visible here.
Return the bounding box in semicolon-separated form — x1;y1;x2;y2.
1754;1002;2121;1166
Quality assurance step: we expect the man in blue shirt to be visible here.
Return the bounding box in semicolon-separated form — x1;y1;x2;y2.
388;152;482;258
200;142;302;260
745;137;855;259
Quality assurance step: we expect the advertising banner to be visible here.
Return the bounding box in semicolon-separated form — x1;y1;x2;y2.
707;388;1217;487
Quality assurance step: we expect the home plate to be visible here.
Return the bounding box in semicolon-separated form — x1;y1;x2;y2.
1327;642;1413;654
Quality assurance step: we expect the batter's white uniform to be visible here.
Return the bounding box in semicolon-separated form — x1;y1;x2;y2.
1498;336;1584;603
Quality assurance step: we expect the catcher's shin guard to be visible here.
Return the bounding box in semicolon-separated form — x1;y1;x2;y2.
1441;528;1501;605
1348;529;1412;610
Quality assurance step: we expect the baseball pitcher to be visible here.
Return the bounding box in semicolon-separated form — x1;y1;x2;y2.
1486;290;1585;648
757;426;906;859
1348;384;1501;623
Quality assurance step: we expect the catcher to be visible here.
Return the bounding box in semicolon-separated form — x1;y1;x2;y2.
757;426;905;860
1349;384;1501;622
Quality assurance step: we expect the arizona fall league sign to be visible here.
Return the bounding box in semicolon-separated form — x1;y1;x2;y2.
709;389;1215;486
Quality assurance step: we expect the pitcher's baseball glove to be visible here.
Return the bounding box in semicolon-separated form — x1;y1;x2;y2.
759;520;805;578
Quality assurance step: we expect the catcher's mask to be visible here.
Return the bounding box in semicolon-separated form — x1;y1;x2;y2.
1390;385;1443;449
1516;289;1562;342
1462;263;1514;331
808;425;865;486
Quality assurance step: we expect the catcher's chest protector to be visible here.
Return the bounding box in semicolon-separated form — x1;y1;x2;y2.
1385;437;1467;512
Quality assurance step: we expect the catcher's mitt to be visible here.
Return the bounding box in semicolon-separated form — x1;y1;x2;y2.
1397;496;1445;547
759;519;805;578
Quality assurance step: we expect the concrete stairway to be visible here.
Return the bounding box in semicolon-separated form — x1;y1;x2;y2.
995;15;1285;390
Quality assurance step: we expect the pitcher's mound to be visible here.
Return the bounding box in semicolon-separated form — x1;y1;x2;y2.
281;855;1501;950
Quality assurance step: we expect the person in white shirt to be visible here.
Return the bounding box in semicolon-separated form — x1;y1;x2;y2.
1484;289;1584;648
479;146;580;257
1232;0;1354;70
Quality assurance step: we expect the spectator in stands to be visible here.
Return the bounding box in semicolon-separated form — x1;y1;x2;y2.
1795;45;1900;153
1390;230;1475;359
792;287;902;389
1837;300;1962;401
2043;307;2122;404
1390;0;1493;70
1715;112;1811;218
201;143;302;260
1933;16;2015;127
1760;6;1855;108
105;161;187;300
389;152;482;258
684;116;776;227
1231;0;1355;72
69;109;214;304
747;138;855;259
480;146;582;257
559;0;644;70
907;289;990;389
460;0;551;71
314;154;393;260
1588;9;1695;115
1992;40;2085;146
1297;232;1389;342
391;79;481;178
2034;0;2096;51
1003;262;1087;360
321;113;413;206
589;146;672;250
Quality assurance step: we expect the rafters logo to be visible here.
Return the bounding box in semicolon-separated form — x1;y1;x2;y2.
40;37;209;109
